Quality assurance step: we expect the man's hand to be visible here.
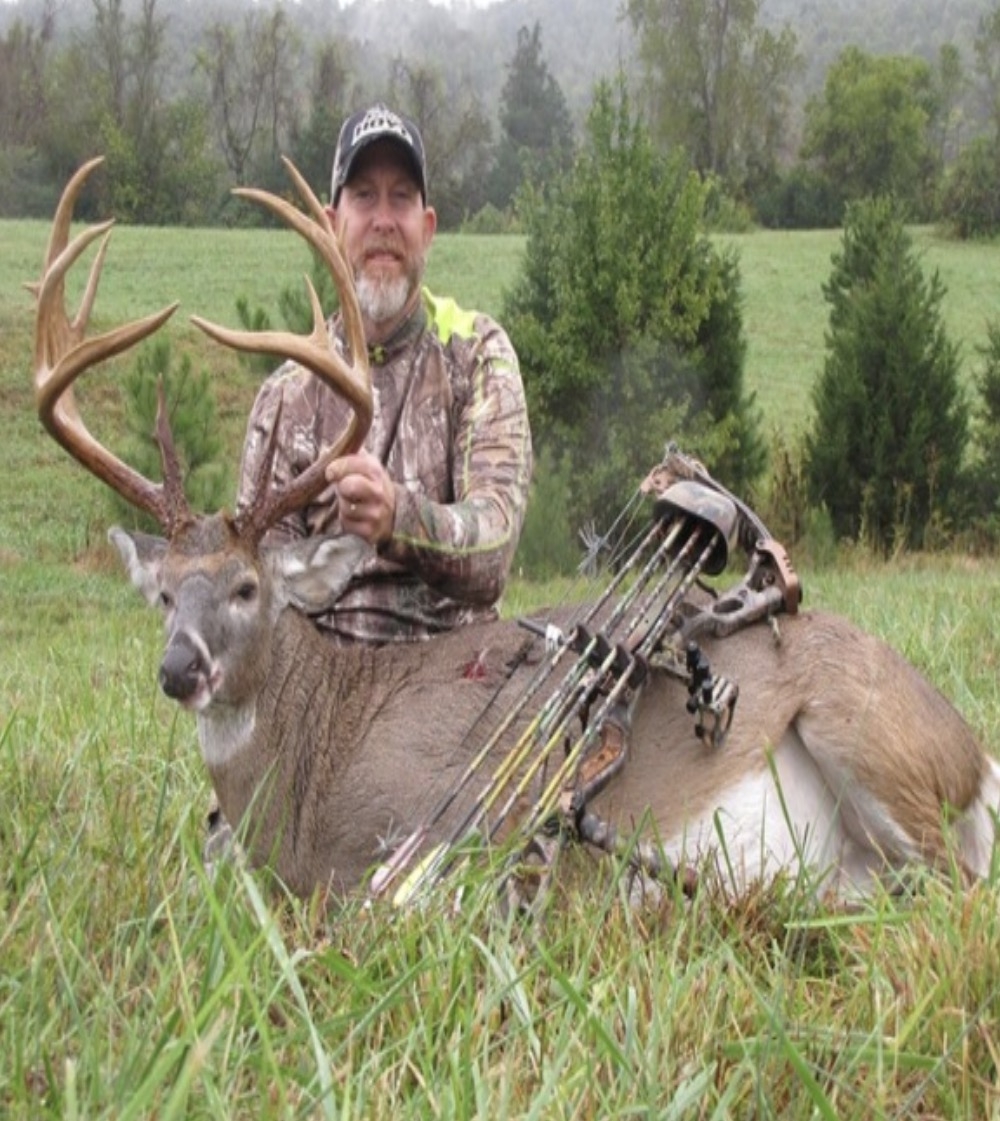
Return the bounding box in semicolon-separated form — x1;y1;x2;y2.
326;451;396;547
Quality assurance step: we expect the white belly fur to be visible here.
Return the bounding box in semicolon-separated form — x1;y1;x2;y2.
656;735;901;895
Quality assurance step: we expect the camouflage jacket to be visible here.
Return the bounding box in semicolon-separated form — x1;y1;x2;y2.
237;288;533;644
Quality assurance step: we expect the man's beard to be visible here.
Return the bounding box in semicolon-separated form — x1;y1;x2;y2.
354;252;423;327
355;271;412;326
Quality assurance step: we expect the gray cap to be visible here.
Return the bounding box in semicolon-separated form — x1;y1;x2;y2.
330;103;427;205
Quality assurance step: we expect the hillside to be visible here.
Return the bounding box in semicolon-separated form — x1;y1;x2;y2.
1;0;993;127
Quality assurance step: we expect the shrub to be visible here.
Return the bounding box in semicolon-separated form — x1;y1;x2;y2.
513;448;581;579
959;320;1000;547
939;138;1000;239
461;203;521;235
702;176;756;233
753;164;845;229
0;145;60;218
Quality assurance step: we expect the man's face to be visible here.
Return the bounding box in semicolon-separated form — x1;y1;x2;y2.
330;140;436;335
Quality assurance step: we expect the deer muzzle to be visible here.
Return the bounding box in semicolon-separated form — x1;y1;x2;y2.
159;631;211;707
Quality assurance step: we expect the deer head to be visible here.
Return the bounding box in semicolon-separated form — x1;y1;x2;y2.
29;156;375;712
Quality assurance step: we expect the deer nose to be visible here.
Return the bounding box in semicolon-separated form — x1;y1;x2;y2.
159;633;206;702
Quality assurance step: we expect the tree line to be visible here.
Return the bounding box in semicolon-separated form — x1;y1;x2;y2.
5;0;1000;234
0;0;577;229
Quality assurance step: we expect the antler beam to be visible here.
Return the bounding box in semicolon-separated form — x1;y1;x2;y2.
28;156;188;533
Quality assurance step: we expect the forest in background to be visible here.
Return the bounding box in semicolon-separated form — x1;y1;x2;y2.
1;0;994;120
2;0;999;229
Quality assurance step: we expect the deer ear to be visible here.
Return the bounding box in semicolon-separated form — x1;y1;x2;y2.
270;533;374;613
108;526;169;606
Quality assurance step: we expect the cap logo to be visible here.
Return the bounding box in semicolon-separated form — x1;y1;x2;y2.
351;107;414;149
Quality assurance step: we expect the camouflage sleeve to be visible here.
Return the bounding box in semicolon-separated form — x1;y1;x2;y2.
236;364;318;544
379;320;533;605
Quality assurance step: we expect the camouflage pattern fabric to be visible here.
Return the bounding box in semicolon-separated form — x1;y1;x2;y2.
237;287;533;644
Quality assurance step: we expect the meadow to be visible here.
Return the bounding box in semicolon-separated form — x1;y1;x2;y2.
3;215;1000;1117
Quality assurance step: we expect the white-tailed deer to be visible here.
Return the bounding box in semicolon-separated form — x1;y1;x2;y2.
30;159;1000;902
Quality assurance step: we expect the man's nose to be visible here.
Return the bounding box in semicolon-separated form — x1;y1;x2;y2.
370;198;396;227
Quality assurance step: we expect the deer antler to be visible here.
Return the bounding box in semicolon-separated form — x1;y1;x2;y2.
28;156;188;533
190;156;372;542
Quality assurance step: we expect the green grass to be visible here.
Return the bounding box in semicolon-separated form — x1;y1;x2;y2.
718;226;1000;433
3;582;1000;1117
7;219;999;454
2;219;522;334
4;218;1000;1117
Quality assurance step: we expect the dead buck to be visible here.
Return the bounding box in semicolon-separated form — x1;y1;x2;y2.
30;159;1000;903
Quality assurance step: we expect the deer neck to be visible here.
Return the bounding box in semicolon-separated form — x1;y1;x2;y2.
195;607;388;865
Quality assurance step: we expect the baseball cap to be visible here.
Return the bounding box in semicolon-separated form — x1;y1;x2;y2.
330;103;427;205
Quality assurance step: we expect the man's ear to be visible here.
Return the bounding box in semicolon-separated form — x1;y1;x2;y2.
108;526;169;607
422;204;437;247
269;534;374;613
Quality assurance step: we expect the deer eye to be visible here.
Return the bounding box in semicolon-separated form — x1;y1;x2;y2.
233;580;258;604
159;590;174;611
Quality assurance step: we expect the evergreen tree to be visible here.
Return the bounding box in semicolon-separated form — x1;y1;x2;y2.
110;337;228;530
487;23;575;210
805;197;968;552
962;321;1000;539
504;76;764;536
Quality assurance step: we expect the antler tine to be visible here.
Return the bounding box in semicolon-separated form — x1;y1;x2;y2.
190;155;372;541
29;157;187;534
249;155;369;372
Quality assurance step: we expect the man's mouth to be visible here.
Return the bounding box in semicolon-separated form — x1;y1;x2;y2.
363;245;402;266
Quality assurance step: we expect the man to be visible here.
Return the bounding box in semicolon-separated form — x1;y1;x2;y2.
236;105;531;650
203;104;532;865
236;103;532;642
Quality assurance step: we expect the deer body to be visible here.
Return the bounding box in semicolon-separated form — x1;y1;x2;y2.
112;519;999;898
596;609;996;892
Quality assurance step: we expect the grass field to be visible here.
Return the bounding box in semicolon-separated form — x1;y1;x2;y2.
5;218;1000;445
3;215;1000;1117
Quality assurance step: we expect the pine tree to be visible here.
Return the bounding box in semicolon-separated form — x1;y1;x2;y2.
110;337;228;530
487;23;575;210
805;196;968;552
504;76;764;536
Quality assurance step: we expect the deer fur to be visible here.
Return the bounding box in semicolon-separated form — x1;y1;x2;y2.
110;516;1000;900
